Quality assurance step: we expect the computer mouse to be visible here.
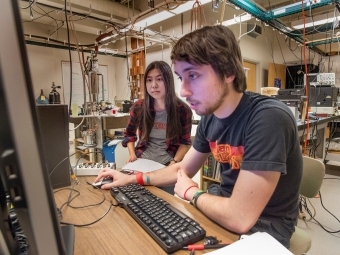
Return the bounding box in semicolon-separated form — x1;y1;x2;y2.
92;176;113;188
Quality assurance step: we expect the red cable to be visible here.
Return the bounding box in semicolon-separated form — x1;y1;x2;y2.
301;0;310;156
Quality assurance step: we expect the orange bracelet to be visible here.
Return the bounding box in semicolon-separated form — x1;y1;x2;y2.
183;185;198;200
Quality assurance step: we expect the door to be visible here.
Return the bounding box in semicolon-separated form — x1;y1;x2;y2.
243;61;257;92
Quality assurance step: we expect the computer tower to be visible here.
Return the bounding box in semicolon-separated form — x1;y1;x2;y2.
36;104;71;188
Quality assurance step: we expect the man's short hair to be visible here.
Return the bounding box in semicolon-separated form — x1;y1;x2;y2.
171;25;247;92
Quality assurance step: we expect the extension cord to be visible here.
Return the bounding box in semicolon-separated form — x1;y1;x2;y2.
75;162;115;176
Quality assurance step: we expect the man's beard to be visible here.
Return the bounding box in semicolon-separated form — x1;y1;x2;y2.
197;83;229;116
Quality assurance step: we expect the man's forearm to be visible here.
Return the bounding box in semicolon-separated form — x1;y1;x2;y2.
194;193;250;234
148;163;180;186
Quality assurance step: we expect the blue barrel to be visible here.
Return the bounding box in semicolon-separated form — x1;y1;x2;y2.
102;141;117;163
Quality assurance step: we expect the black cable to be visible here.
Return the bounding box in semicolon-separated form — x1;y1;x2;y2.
19;0;36;9
69;5;92;22
33;6;63;40
273;29;307;90
49;151;77;177
55;184;106;209
56;182;118;227
124;31;130;83
299;120;307;145
65;1;73;116
309;121;320;158
324;116;335;163
60;201;115;227
309;191;340;233
301;190;340;234
34;6;62;22
22;8;55;23
313;123;320;157
49;149;105;177
262;24;277;78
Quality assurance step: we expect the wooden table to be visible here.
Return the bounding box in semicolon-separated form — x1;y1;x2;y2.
54;177;239;255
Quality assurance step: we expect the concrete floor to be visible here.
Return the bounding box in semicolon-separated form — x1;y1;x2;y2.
296;174;340;255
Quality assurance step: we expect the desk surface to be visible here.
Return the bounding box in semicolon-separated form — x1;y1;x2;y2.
54;177;239;255
296;115;340;130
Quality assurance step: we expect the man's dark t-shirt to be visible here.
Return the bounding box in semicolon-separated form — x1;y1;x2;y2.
193;92;302;248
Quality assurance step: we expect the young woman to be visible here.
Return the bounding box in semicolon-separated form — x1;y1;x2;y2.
121;61;193;194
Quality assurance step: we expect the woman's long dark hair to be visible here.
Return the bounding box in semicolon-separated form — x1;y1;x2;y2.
136;61;184;141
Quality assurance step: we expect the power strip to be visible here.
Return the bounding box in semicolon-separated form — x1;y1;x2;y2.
75;162;115;176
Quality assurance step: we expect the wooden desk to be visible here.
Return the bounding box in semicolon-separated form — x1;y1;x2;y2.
54;177;239;255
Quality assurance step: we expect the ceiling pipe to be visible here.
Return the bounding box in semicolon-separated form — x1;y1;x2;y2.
132;35;171;46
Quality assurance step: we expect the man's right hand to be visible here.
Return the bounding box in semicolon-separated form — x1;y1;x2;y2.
94;168;135;189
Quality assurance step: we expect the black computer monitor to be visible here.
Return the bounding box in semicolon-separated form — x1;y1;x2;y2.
0;1;73;254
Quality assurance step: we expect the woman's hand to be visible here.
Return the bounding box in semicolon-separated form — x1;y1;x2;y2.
174;169;199;201
168;160;176;166
126;154;137;163
94;168;135;189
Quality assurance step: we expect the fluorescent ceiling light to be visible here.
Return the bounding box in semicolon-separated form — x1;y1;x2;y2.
134;11;174;27
134;0;211;28
291;13;339;29
222;13;252;26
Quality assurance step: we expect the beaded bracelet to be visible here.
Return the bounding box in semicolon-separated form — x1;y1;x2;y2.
145;172;151;185
191;190;206;208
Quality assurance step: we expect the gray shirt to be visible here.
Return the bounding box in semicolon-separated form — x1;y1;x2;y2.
141;110;173;164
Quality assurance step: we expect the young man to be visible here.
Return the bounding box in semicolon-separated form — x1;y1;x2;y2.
95;25;302;248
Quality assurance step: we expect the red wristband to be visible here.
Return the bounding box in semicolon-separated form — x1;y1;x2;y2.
136;172;144;185
183;185;198;200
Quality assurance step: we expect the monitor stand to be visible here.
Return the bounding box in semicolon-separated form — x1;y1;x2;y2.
61;225;75;255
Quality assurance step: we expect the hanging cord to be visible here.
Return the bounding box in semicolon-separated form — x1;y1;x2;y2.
219;0;227;24
124;31;130;84
67;1;100;130
190;0;207;31
19;0;36;9
64;0;73;116
301;0;310;156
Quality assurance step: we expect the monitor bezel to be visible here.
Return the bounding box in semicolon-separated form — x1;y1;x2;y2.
0;1;68;254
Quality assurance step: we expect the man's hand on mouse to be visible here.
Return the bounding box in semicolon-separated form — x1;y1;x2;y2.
94;168;135;189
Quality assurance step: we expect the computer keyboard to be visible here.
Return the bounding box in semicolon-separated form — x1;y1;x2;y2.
110;184;206;253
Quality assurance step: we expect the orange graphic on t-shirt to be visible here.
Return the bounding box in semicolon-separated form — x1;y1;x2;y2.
209;141;244;170
153;122;167;130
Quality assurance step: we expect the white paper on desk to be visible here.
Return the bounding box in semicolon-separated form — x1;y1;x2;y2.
204;232;293;255
121;158;165;173
107;140;122;146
